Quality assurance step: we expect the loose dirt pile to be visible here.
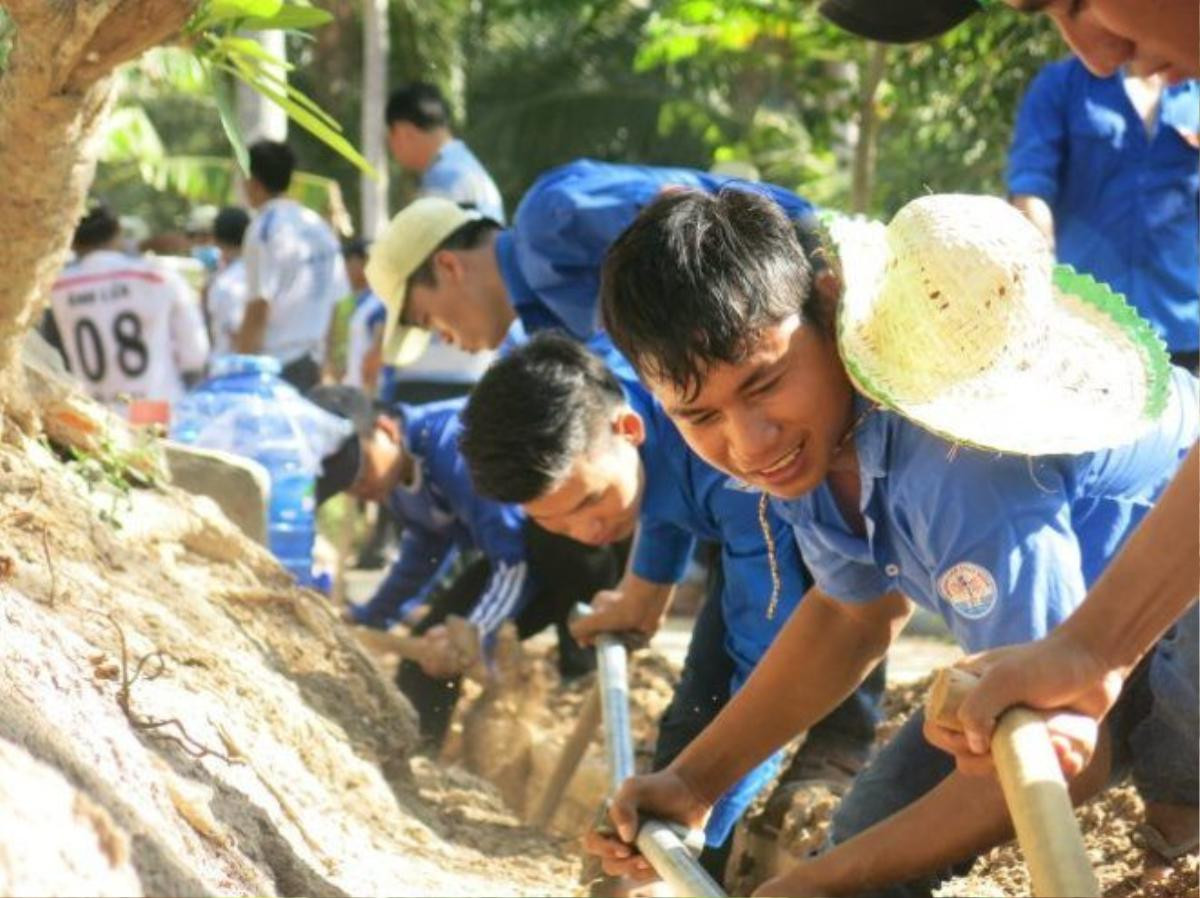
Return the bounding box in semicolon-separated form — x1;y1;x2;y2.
438;641;1196;898
0;411;580;896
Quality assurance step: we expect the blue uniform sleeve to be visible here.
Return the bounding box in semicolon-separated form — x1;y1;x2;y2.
1007;63;1068;203
1077;368;1199;501
631;517;697;585
350;527;454;628
437;447;537;641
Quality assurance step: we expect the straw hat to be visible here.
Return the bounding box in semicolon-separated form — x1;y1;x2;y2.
366;197;486;366
830;194;1171;455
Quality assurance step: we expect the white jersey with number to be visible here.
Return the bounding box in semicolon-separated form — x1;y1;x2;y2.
50;250;210;407
242;197;349;366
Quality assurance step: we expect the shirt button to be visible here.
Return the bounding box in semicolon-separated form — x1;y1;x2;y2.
885;564;900;577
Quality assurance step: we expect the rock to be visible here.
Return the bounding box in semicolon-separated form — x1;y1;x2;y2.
164;441;270;545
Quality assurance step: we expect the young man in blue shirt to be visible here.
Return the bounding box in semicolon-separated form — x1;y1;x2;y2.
459;332;884;883
584;188;1198;895
365;157;815;360
1008;59;1199;369
310;385;623;749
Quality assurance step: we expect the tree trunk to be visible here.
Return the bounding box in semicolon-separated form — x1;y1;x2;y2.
850;42;889;215
360;0;390;238
0;0;197;417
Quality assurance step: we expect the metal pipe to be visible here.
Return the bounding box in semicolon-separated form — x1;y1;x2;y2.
592;630;727;898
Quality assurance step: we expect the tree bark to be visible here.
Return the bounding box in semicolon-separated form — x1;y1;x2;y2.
850;42;889;215
0;0;197;416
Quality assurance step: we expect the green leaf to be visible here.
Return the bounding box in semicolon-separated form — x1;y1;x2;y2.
232;66;375;176
208;64;249;173
241;4;334;31
215;34;296;69
203;0;283;25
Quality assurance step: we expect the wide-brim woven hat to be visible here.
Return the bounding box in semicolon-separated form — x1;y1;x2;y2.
830;194;1171;455
366;197;485;367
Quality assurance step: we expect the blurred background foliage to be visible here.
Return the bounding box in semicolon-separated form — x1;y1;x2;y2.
95;0;1064;234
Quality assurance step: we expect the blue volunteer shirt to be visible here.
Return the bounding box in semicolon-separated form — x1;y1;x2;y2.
772;369;1199;654
349;399;533;641
422;138;506;225
494;159;815;341
1007;58;1200;353
598;341;811;844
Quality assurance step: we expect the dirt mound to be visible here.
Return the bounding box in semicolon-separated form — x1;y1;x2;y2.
0;420;580;896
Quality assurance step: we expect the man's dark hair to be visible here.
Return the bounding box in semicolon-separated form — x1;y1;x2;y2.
600;188;824;400
73;201;120;251
213;206;250;248
248;140;295;194
386;82;451;131
406;217;500;293
343;237;370;261
461;332;625;504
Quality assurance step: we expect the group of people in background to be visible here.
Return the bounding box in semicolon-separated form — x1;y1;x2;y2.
41;1;1200;894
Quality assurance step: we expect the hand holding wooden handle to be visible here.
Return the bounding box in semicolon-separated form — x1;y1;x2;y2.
927;667;1099;898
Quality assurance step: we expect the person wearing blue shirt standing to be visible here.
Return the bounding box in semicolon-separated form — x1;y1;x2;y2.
460;333;884;885
583;189;1198;896
309;385;624;749
1008;58;1199;369
382;82;503;409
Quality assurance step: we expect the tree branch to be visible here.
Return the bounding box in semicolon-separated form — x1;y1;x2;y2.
65;0;200;91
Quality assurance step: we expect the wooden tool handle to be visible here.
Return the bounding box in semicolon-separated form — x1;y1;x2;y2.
927;668;1099;898
530;686;602;829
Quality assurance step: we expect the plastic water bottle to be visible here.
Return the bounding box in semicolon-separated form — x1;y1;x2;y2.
171;355;338;588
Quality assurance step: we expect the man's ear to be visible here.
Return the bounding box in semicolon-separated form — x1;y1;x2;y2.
811;267;843;332
432;249;464;287
612;408;646;448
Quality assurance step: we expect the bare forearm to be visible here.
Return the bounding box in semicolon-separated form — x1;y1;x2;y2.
672;590;910;805
1062;444;1199;674
1010;194;1055;250
621;572;676;628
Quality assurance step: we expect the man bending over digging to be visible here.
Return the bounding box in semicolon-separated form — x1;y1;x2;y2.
583;188;1198;896
460;332;884;883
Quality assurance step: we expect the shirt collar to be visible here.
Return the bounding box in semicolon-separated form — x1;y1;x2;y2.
848;392;888;480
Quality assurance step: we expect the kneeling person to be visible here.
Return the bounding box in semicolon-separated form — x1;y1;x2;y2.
460;332;884;880
311;386;624;748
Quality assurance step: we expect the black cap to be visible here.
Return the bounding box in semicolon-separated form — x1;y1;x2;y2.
307;385;375;505
819;0;979;43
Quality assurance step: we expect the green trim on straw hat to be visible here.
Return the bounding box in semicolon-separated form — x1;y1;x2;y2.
1051;265;1171;418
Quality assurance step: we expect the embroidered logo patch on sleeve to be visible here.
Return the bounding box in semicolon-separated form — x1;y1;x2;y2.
937;562;997;619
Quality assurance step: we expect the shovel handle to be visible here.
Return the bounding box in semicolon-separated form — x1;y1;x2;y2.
927;668;1099;898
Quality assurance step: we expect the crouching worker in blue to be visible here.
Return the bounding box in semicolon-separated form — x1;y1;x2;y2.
459;333;884;885
584;190;1199;897
310;385;626;749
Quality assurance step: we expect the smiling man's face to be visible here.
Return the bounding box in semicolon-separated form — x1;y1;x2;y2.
644;314;856;500
1010;0;1198;81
